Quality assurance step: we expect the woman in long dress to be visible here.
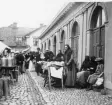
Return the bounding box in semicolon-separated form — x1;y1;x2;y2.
64;44;77;87
28;53;35;72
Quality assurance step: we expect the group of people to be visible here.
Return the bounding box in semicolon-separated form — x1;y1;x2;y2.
77;56;104;90
26;44;77;87
24;44;104;90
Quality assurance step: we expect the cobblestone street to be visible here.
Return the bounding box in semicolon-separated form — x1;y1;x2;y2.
29;71;112;105
0;73;47;105
1;71;112;105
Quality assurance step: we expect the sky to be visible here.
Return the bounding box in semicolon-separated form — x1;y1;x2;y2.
0;0;70;28
0;0;110;28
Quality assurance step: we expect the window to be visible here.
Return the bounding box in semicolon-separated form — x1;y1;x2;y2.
33;38;37;46
16;37;22;43
91;6;106;28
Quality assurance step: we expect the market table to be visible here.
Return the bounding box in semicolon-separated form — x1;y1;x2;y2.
38;61;65;91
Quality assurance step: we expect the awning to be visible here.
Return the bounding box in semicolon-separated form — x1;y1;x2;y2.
0;41;11;53
22;47;31;53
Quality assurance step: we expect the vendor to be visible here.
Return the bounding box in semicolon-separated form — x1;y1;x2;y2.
35;48;42;75
55;50;64;62
44;50;54;61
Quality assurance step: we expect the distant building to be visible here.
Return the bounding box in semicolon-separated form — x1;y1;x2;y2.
25;24;46;52
0;22;35;51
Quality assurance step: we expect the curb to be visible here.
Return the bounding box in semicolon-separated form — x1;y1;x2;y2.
27;71;53;105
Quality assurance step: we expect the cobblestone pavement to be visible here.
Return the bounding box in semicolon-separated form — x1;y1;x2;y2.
0;73;47;105
29;71;112;105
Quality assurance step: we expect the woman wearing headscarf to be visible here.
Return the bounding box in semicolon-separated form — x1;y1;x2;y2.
64;44;77;87
77;56;91;88
55;50;64;62
87;58;104;90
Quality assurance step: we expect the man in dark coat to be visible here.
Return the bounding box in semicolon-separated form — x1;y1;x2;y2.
34;48;41;75
44;50;54;61
55;50;64;61
15;52;24;74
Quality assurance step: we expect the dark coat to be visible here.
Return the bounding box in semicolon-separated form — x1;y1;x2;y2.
55;53;64;61
44;51;54;61
16;54;24;65
64;48;77;86
34;52;41;62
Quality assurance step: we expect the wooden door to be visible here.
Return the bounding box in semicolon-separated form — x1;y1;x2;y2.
100;26;105;58
92;26;105;58
73;36;79;62
92;28;100;57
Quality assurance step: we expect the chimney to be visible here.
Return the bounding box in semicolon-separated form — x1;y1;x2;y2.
13;22;17;27
9;22;17;29
40;23;44;27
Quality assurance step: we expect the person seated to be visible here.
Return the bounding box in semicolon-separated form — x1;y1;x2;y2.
55;50;64;62
77;56;91;88
44;50;54;61
86;58;104;90
89;56;98;74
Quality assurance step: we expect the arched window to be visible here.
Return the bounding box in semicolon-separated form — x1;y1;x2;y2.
48;40;51;50
54;36;56;55
71;21;79;62
41;44;43;52
44;42;46;52
61;30;65;52
91;6;106;28
90;6;106;58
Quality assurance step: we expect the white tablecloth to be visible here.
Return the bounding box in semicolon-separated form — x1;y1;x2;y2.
50;67;63;79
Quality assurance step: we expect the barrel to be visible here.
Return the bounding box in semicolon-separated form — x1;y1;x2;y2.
7;56;14;67
1;57;8;67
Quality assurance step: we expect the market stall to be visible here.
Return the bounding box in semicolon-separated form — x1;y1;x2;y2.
0;41;11;54
37;61;65;90
0;54;18;99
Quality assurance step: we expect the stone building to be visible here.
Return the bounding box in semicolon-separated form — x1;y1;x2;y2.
39;2;112;93
0;22;35;51
25;24;46;51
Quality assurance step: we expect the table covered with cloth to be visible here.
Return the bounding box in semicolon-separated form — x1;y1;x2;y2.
37;61;65;78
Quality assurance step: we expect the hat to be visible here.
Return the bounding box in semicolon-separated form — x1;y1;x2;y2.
95;58;103;61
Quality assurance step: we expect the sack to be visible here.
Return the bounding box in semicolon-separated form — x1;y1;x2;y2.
95;77;104;86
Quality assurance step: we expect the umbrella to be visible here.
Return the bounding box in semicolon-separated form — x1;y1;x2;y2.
0;41;11;53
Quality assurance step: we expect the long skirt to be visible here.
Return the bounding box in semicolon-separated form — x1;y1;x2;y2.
28;61;35;72
87;74;99;85
65;65;76;87
77;71;90;87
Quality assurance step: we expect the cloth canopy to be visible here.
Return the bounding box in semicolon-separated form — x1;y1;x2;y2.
22;47;31;53
0;41;11;53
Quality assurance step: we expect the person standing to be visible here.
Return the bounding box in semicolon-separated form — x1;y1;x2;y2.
15;52;24;74
28;52;35;72
35;48;41;75
64;44;77;87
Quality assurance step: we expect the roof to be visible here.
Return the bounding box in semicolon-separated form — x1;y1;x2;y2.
0;25;35;47
16;27;36;37
39;2;87;39
25;25;46;37
39;2;75;39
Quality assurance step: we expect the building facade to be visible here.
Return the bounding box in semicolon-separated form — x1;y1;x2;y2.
0;23;35;51
25;24;46;51
39;2;112;92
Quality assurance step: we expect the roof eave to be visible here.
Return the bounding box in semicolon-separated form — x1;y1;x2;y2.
39;2;75;39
